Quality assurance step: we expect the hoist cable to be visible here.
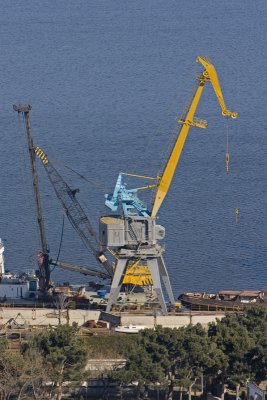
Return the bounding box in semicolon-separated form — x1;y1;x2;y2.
225;117;230;174
51;213;65;272
149;79;199;208
49;155;105;192
62;164;105;192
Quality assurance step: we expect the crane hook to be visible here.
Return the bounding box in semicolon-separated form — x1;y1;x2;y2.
226;152;230;174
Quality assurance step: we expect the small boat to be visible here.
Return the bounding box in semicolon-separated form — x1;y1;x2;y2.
178;290;267;311
115;324;146;334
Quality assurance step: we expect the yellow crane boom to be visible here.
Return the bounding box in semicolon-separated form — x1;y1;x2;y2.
151;56;238;218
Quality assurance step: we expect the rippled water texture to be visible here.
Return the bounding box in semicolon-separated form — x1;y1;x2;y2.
0;0;266;295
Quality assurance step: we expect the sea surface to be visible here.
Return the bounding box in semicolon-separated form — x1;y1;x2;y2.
0;0;266;296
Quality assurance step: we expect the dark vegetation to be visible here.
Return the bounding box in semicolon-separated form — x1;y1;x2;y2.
0;324;87;400
84;334;137;358
0;306;265;399
111;306;267;399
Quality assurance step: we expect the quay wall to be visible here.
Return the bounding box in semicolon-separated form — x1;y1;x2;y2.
119;312;225;328
0;308;225;328
0;307;100;327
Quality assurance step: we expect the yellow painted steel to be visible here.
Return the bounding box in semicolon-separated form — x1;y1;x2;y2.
35;147;49;164
35;147;152;285
196;57;238;119
123;269;152;285
133;184;157;191
122;172;159;180
151;57;238;218
107;250;152;285
123;261;153;285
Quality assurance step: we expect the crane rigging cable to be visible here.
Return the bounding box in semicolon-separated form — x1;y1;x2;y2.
225;117;230;174
13;104;115;288
224;117;240;223
51;213;65;272
106;57;238;221
154;80;199;186
34;146;114;277
35;148;99;252
141;88;183;158
37;150;106;192
59;162;105;192
150;56;238;218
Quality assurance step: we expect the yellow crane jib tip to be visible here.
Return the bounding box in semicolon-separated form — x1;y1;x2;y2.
151;55;238;218
34;147;49;165
195;56;210;66
222;110;238;119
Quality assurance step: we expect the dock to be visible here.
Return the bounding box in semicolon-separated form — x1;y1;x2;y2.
0;307;226;330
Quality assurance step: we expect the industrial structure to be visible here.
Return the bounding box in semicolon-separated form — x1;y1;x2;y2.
13;105;113;292
13;105;51;291
101;56;237;314
13;56;237;315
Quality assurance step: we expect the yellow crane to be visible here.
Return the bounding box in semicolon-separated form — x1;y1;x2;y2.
151;56;237;218
101;56;238;313
122;56;238;289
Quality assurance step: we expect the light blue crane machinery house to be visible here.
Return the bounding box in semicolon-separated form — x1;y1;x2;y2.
101;171;174;315
105;172;153;217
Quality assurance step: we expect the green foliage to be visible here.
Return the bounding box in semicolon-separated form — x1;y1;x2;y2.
113;324;223;398
242;306;267;346
84;334;137;358
111;308;266;398
28;325;88;383
243;306;267;384
0;338;8;352
0;306;265;399
111;328;169;394
208;307;267;388
0;351;25;398
172;324;226;387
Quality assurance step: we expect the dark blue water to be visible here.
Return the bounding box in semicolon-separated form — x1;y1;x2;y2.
0;1;267;296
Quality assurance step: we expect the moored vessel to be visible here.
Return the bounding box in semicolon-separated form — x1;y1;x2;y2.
178;290;267;311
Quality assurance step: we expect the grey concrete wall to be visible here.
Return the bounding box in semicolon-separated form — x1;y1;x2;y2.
100;311;121;326
0;307;100;327
0;308;225;329
120;315;155;327
191;313;224;327
120;312;225;329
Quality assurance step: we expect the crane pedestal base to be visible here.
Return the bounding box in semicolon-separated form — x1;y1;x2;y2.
106;255;175;315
